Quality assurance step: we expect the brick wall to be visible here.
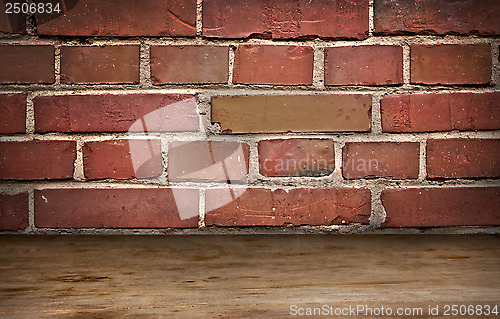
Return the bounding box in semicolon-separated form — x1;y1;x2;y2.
0;0;499;234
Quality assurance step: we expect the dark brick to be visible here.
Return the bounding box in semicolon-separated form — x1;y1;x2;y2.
343;142;420;179
60;46;140;84
0;94;26;134
83;139;163;180
35;188;199;228
258;139;334;177
381;187;500;227
411;44;491;85
0;141;76;180
0;193;29;230
325;45;403;85
168;141;249;183
212;94;372;133
0;45;54;84
233;45;314;85
205;188;371;226
35;94;199;133
427;139;500;179
381;92;500;132
36;0;196;36
0;2;26;33
203;0;369;39
151;46;229;84
374;0;500;36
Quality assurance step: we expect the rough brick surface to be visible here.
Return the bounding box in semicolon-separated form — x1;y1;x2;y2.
83;140;162;180
168;141;250;183
212;95;372;133
325;46;403;85
381;92;500;132
205;188;371;226
203;0;369;39
411;44;491;85
381;187;500;227
35;189;199;228
427;139;500;179
233;45;314;85
36;0;197;37
374;0;500;36
0;3;25;33
60;46;140;84
151;46;229;84
258;139;335;177
35;94;199;133
0;141;76;180
343;142;419;179
0;94;26;134
0;45;54;84
0;193;29;230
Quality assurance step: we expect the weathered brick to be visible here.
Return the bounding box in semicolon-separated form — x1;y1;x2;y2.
83;140;162;180
212;94;371;133
381;187;500;227
36;0;196;36
258;139;334;177
381;92;500;132
203;0;369;39
60;46;140;84
0;45;54;84
374;0;500;36
35;94;199;133
0;193;29;230
0;141;76;180
427;139;500;179
343;142;419;179
35;188;199;228
151;45;229;84
0;94;26;134
0;3;25;33
411;44;491;85
325;46;403;85
168;141;249;183
205;188;371;226
233;45;314;85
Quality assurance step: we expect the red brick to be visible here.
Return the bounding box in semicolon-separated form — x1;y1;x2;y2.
83;140;162;180
233;45;314;85
381;187;500;227
151;46;229;84
0;94;26;134
427;139;500;179
168;141;249;183
35;188;198;228
374;0;500;36
36;0;196;37
258;139;334;177
212;94;372;133
203;0;369;39
0;141;76;180
381;92;500;133
60;46;139;84
325;46;403;85
34;94;199;133
0;193;29;230
0;3;25;33
343;142;419;179
0;45;54;84
205;188;371;226
411;44;491;85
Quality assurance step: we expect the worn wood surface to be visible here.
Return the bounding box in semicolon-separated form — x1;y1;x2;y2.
0;235;498;318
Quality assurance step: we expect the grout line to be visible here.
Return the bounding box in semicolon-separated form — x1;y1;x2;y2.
368;0;374;36
25;92;35;134
199;189;205;227
74;140;85;181
160;138;169;185
402;42;411;85
419;139;427;181
332;140;344;183
371;93;382;134
54;44;61;85
228;45;236;86
312;46;325;89
139;41;152;87
196;0;203;37
28;188;35;230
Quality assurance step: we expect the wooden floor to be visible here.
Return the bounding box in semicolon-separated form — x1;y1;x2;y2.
0;235;498;318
